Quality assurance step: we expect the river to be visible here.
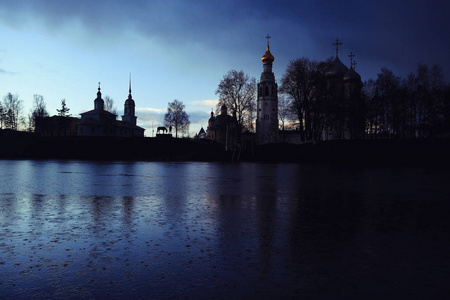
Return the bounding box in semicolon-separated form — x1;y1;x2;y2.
0;160;449;299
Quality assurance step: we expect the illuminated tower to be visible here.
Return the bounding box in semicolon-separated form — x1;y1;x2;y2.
256;35;278;145
122;74;137;126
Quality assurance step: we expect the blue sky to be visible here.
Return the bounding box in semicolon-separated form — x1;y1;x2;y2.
0;0;448;136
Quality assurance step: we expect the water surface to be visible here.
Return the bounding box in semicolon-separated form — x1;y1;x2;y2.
0;160;449;299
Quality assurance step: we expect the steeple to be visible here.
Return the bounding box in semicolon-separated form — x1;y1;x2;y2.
94;82;104;110
128;73;132;99
122;74;137;126
256;34;278;145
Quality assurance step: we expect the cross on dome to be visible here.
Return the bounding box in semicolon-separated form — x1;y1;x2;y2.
348;52;355;68
265;34;271;45
332;38;343;58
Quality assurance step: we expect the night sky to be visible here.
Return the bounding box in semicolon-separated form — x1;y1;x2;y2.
0;0;448;135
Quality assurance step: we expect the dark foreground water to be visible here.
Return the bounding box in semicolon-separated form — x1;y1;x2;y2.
0;160;449;299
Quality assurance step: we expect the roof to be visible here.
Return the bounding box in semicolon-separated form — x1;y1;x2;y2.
325;56;349;78
116;120;145;131
80;109;117;117
343;67;362;82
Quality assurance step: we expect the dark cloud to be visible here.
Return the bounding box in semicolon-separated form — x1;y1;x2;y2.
1;0;449;80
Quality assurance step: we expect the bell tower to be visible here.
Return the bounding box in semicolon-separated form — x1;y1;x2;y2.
256;35;278;145
122;74;137;126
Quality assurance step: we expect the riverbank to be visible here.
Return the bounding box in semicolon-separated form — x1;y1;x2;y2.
0;132;449;165
250;138;450;165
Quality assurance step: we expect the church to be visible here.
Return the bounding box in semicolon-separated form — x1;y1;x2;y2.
256;37;364;144
323;39;365;140
77;81;145;137
35;80;145;137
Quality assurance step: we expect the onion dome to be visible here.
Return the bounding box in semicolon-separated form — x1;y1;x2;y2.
325;56;349;78
343;67;361;82
261;43;275;65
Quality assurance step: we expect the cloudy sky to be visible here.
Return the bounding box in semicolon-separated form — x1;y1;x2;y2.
0;0;448;136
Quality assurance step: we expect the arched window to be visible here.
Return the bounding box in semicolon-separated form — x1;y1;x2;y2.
265;85;269;96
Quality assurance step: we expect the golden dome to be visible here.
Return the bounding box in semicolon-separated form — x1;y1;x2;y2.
261;43;274;65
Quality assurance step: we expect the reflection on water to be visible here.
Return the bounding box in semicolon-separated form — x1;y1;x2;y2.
0;160;450;299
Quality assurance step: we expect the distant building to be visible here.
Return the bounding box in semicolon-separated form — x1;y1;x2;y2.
36;81;145;138
256;35;279;145
195;127;206;139
77;82;145;137
35;116;79;137
323;41;364;140
207;105;238;149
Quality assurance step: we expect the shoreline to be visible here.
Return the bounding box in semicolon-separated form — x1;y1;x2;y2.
1;133;449;165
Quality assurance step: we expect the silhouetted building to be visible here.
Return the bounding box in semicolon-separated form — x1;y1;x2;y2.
256;35;279;145
207;105;238;149
195;127;206;139
35;116;79;137
323;41;364;140
77;83;144;137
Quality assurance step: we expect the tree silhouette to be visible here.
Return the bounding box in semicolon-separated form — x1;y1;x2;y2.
2;93;23;130
279;58;330;142
277;94;293;130
216;70;256;132
0;102;4;129
363;63;450;138
104;95;117;115
164;99;190;138
30;94;49;132
56;99;71;117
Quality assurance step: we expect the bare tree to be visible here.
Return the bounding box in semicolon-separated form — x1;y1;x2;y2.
215;70;256;132
104;95;117;115
56;99;71;117
2;93;23;130
164;99;190;138
278;94;293;130
279;58;329;142
30;94;49;132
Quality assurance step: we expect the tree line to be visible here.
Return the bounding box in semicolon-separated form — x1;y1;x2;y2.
0;95;73;132
215;60;450;141
0;92;192;138
364;64;449;138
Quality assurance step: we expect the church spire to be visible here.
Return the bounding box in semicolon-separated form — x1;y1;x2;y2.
128;73;132;99
94;81;104;110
